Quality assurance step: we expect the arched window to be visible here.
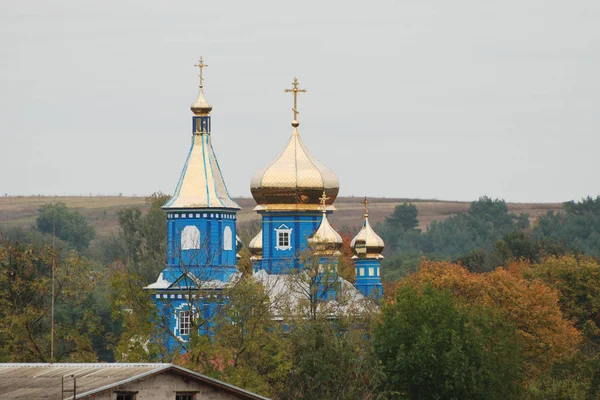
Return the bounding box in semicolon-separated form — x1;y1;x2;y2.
223;226;233;250
181;226;200;250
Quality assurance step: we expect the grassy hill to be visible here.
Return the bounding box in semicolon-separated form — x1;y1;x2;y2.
0;195;562;239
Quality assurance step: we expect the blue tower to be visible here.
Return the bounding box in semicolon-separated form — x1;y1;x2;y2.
249;78;340;275
145;57;240;352
350;198;384;299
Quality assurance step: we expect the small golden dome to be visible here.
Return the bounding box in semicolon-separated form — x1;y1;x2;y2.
250;126;339;210
249;230;263;258
190;87;213;116
309;211;343;254
351;214;385;259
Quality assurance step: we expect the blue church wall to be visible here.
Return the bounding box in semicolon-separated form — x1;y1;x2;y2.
152;291;226;354
258;211;324;274
165;210;237;282
354;258;383;299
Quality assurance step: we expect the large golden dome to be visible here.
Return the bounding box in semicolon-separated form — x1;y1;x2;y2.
250;126;339;210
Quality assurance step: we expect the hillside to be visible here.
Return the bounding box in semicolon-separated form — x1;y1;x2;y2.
0;195;562;238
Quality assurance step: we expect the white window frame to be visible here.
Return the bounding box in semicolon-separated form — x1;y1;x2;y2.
368;267;375;276
179;310;192;336
181;225;200;250
223;226;233;250
274;225;293;251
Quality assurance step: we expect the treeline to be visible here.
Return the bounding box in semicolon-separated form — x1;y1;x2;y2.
1;195;600;398
379;195;600;279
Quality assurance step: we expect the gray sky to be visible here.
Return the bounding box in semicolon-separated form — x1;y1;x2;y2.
1;0;599;203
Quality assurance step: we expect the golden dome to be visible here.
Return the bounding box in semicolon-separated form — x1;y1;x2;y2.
250;126;339;210
249;229;263;259
190;87;212;116
351;213;385;259
308;210;343;254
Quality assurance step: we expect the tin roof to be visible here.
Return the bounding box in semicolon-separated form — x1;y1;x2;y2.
0;363;269;400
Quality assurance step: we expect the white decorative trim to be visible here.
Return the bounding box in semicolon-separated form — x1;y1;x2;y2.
274;224;293;251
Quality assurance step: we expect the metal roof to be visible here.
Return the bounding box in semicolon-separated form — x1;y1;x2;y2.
0;363;269;400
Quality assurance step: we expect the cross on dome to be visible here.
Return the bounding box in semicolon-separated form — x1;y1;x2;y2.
363;196;370;216
319;191;331;211
194;56;208;88
284;77;307;127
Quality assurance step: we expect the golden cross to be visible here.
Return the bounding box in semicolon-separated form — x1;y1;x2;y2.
284;77;307;122
319;191;330;210
363;196;369;215
194;56;208;87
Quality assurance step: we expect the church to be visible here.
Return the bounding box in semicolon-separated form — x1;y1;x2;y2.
145;58;384;352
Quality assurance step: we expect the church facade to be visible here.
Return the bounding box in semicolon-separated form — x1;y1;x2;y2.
146;59;384;352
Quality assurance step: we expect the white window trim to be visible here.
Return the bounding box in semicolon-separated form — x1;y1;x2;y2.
181;225;200;250
274;225;293;251
223;226;233;250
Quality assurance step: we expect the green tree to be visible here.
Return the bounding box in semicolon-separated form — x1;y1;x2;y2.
534;197;600;259
106;192;169;282
280;318;384;400
386;203;419;231
375;284;524;400
0;242;101;362
35;202;95;250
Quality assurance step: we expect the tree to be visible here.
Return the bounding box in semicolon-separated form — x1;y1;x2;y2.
0;241;101;362
375;284;524;400
35;202;95;250
280;317;384;400
534;197;600;259
107;192;169;282
405;260;581;379
386;203;419;231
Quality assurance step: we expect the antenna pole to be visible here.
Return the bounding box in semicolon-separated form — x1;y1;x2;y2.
51;197;56;363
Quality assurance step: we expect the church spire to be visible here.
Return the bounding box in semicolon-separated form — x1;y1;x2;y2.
163;58;239;209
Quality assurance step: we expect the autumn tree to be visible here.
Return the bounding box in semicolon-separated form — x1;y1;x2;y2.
404;260;581;379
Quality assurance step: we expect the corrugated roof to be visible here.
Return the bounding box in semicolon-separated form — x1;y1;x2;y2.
0;363;269;400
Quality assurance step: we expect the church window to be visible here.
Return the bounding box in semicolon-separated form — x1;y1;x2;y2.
359;268;365;277
181;226;200;250
223;226;233;250
179;310;191;335
274;225;292;251
116;393;136;400
368;267;375;276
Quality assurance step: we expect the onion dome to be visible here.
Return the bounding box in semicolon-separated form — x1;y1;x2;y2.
249;230;263;259
308;192;343;255
250;78;339;211
309;211;343;255
190;87;212;116
351;198;385;258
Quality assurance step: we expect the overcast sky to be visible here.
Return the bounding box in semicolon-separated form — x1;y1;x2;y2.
1;0;599;203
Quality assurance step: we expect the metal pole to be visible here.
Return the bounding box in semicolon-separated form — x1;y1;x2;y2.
51;197;56;363
72;374;76;400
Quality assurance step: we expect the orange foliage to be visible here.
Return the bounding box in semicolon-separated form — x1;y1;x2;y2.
403;260;581;378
